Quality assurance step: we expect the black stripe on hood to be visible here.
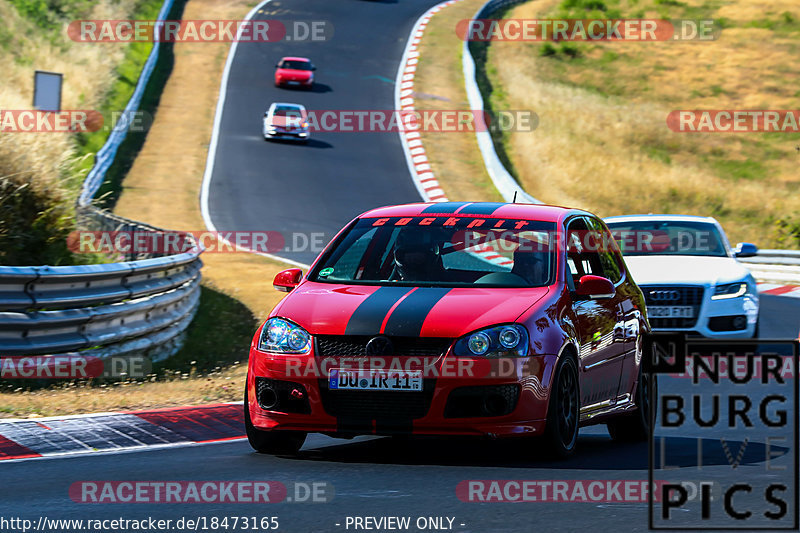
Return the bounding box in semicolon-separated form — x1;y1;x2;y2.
382;287;451;337
344;286;414;336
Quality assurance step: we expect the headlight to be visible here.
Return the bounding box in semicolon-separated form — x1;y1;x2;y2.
453;325;529;357
712;282;748;300
258;318;311;354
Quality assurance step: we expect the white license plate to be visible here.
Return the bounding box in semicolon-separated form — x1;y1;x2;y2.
329;369;422;391
649;306;694;318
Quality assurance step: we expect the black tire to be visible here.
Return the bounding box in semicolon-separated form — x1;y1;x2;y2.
607;360;656;442
244;385;306;455
542;354;580;458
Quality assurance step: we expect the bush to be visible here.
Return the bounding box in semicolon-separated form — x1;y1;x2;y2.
560;43;582;58
539;43;557;56
0;174;76;265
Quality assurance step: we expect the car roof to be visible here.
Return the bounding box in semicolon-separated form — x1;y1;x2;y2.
359;202;589;223
279;56;311;62
268;102;306;110
604;214;719;224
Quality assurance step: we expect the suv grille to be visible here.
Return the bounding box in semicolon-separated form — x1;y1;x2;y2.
641;285;704;329
315;336;452;358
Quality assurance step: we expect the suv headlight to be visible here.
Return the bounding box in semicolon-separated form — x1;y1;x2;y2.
453;325;529;357
712;282;748;300
258;318;311;354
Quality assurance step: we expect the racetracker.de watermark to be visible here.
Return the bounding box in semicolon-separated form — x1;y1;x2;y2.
667;110;800;132
68;19;333;42
0;110;102;133
68;231;328;254
0;110;152;134
457;480;668;502
457;19;718;41
272;110;537;133
69;481;334;503
0;355;151;379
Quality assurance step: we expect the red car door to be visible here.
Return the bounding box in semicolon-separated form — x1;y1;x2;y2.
565;217;627;413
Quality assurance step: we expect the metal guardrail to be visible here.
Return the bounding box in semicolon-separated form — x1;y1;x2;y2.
463;0;539;204
0;0;202;363
0;208;203;358
739;250;800;284
78;0;176;207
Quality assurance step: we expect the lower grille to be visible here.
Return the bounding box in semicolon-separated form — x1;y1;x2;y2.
708;315;748;332
444;384;520;418
315;335;453;358
255;378;311;414
641;285;704;329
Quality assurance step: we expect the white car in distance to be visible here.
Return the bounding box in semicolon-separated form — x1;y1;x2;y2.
263;102;309;142
604;214;759;338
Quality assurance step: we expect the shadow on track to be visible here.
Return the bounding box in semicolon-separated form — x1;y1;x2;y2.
265;138;333;149
284;435;788;470
275;83;333;94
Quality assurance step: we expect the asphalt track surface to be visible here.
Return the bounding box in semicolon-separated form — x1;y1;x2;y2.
205;0;441;265
1;299;797;532
4;0;799;531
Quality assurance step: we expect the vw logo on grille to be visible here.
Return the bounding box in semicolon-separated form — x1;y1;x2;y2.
649;289;681;302
365;336;393;356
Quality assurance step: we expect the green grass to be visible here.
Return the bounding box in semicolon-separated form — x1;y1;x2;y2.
709;159;768;181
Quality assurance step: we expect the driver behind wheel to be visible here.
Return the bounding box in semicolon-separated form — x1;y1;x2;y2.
511;248;548;286
390;227;445;282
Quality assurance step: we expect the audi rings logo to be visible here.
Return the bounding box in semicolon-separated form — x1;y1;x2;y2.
649;290;682;302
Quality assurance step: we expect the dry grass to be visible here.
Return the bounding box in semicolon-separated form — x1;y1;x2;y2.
413;0;503;202
0;1;144;187
0;1;147;265
0;0;289;418
484;0;800;247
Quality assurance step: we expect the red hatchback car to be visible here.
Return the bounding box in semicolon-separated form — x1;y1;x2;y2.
245;202;654;457
274;56;315;89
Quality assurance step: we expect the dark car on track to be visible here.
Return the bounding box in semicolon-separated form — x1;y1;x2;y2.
245;202;654;457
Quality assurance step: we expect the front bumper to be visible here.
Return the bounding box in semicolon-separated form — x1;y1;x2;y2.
264;129;309;141
246;351;557;438
648;290;759;338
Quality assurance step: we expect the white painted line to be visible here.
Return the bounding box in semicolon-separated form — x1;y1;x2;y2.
199;0;309;270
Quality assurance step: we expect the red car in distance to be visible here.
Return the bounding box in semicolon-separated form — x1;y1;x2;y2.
245;202;653;458
274;56;315;89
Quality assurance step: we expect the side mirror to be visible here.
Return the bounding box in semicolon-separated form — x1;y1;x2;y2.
311;65;316;71
274;268;303;292
575;275;615;299
734;242;758;258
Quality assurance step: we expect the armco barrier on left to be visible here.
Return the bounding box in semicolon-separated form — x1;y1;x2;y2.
0;206;202;365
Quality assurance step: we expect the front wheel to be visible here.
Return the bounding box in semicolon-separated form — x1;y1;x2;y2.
607;363;656;442
244;385;306;455
542;355;580;458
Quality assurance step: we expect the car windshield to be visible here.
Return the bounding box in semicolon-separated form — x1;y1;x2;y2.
272;106;303;118
309;216;557;287
279;60;312;70
605;220;729;258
